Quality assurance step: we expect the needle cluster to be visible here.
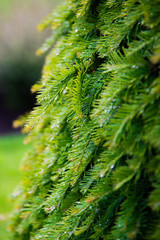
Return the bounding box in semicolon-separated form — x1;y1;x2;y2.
10;0;160;239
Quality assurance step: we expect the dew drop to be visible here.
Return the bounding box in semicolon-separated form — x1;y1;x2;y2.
132;65;139;69
110;164;114;169
37;235;42;239
104;109;108;113
13;190;21;197
50;205;55;211
48;163;53;168
100;172;104;178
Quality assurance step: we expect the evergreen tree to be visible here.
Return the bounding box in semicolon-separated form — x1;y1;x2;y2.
10;0;160;239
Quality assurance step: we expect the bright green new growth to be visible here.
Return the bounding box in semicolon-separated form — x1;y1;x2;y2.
10;0;160;239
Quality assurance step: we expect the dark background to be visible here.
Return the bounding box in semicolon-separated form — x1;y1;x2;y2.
0;0;63;134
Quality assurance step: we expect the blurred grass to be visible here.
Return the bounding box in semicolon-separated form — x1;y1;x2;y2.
0;0;11;13
0;134;29;239
0;0;56;14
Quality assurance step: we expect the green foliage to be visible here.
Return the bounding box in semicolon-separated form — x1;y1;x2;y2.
10;0;160;239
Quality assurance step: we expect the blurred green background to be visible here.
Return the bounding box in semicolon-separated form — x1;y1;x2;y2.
0;0;63;238
0;135;29;239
